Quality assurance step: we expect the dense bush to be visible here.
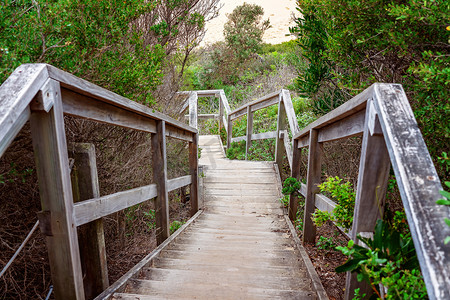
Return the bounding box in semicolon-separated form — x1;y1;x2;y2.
290;0;449;175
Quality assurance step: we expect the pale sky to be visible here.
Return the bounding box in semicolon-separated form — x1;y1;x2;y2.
201;0;299;46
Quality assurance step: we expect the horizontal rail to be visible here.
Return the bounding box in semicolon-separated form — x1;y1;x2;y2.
74;175;192;226
229;90;281;120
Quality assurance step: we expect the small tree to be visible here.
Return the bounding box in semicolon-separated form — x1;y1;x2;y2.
223;3;270;62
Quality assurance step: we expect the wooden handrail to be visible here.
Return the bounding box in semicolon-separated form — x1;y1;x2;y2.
0;64;199;300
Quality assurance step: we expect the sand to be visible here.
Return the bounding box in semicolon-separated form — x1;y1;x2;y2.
201;0;299;46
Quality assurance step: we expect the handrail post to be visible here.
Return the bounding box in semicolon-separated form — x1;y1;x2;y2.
344;100;390;299
189;133;199;216
70;143;109;299
188;92;198;129
152;120;170;245
275;94;287;167
245;106;253;160
30;79;85;300
227;114;232;149
289;139;301;221
302;129;322;244
219;97;224;132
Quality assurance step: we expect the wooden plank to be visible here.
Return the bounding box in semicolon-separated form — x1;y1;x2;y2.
373;83;450;300
229;90;281;120
184;113;219;120
227;115;232;149
289;139;301;220
152;120;170;245
314;194;336;214
251;131;277;140
297;135;309;149
317;109;365;143
275;95;286;167
0;106;30;158
219;99;224;131
188;92;198;129
93;210;204;300
281;90;300;136
345;100;390;299
293;84;373;140
189;134;199;216
167;175;192;192
0;64;48;156
70;143;109;299
282;131;293;169
303;129;322;244
250;95;279;113
219;90;232;115
62;88;156;133
299;183;307;197
62;88;193;143
47;64;196;134
245;106;253;160
73;184;158;226
30;79;85;300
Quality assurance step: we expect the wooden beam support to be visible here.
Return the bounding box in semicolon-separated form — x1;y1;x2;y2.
219;99;224;132
289;138;301;221
302;129;322;244
30;79;85;300
152;120;169;245
317;109;365;143
245;106;253;160
252;131;277;141
188;92;198;129
275;95;287;168
227;115;232;149
344;99;391;299
189;134;199;216
70;143;108;299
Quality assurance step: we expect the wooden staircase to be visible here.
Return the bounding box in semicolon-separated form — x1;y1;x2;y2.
112;135;318;299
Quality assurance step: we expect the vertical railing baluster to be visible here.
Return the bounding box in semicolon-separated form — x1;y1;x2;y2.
30;79;85;300
70;143;109;299
344;100;390;299
245;106;253;160
152;120;169;245
302;129;322;244
275;94;287;169
189;133;199;216
289;139;301;221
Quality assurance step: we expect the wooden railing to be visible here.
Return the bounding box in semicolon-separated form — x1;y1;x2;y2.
184;85;449;299
0;64;199;300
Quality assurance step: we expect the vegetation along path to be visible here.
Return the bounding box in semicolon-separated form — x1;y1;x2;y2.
113;135;322;299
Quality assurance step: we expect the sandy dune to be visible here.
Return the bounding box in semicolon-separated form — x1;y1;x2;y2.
201;0;299;46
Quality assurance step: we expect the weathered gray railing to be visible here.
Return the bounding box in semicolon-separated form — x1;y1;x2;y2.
178;89;231;133
0;64;199;300
228;89;299;166
290;84;449;299
187;84;449;299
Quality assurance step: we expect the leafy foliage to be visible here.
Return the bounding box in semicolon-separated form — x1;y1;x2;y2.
336;220;427;299
290;0;449;171
224;3;270;62
312;176;356;231
316;235;336;251
436;181;450;244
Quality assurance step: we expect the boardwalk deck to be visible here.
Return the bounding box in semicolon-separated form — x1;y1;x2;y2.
112;135;319;299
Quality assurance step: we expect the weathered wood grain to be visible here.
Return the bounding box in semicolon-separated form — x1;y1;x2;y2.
152;121;170;245
293;85;372;141
166;175;192;192
245;106;253;159
303;129;322;244
282;89;300;136
189;134;199;216
188;92;198;129
70;143;109;299
275;95;287;167
252;131;277;141
373;84;450;300
229;90;281;120
317;109;365;143
0;64;48;156
30;79;85;300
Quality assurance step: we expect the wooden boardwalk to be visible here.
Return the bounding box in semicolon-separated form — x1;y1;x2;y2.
113;135;318;299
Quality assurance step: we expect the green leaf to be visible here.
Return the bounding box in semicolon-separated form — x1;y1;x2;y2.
336;258;361;273
436;199;450;205
444;236;450;245
445;218;450;227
